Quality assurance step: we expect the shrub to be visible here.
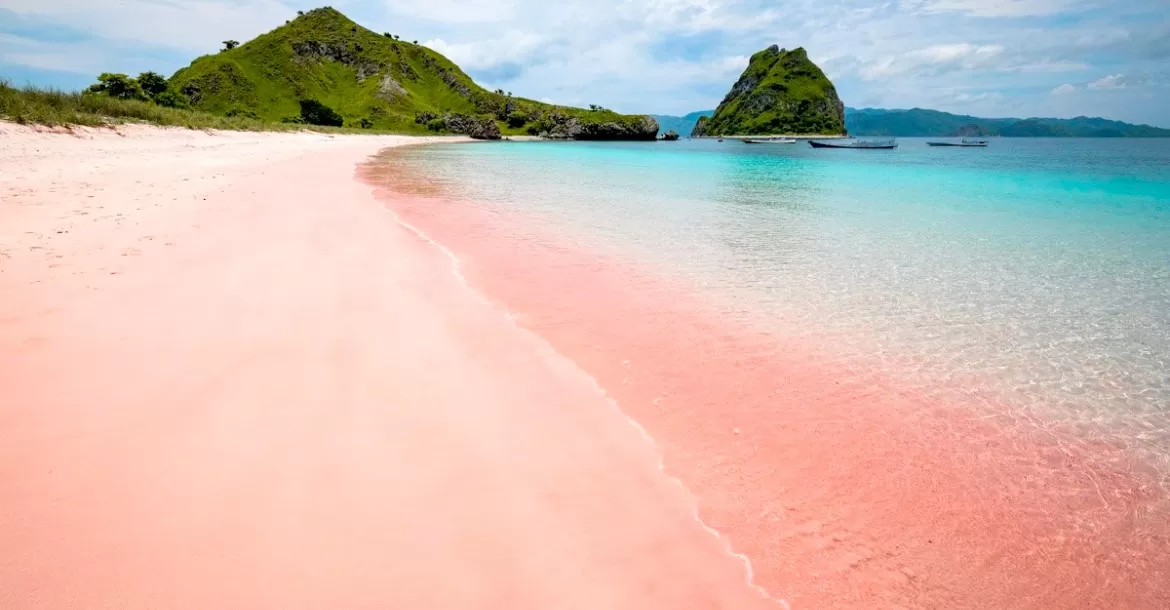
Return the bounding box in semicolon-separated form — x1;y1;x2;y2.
86;73;147;101
222;40;239;51
152;90;189;109
506;111;527;129
359;117;374;129
298;99;343;126
414;110;437;124
136;72;169;99
526;123;541;135
425;117;446;132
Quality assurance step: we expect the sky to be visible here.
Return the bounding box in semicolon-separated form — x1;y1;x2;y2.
2;0;1168;126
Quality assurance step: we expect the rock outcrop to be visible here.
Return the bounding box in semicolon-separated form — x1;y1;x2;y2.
692;46;845;137
442;113;501;140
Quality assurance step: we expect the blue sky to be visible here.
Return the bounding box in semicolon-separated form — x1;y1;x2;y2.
2;0;1168;126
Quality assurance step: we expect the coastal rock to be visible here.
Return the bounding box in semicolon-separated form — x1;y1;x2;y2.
543;115;658;140
693;45;845;137
442;113;501;140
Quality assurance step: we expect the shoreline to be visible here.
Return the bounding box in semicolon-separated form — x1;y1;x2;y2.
0;123;778;609
359;146;1170;609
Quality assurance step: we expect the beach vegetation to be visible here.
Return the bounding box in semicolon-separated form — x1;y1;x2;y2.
0;78;372;133
298;99;344;126
506;111;528;128
86;73;148;101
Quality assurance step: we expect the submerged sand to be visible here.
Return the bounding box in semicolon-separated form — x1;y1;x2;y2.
0;124;776;609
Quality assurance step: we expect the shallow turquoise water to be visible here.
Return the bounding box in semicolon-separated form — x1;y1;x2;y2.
395;138;1170;472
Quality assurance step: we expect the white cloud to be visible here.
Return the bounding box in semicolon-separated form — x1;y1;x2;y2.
1088;73;1126;89
381;0;517;23
949;90;1003;103
2;0;299;52
905;0;1080;17
424;32;543;69
1050;83;1076;94
859;43;1004;80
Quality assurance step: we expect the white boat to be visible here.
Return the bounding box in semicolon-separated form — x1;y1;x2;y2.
809;138;898;149
927;138;989;147
742;137;797;144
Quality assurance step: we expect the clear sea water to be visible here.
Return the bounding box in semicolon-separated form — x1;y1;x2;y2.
390;137;1170;480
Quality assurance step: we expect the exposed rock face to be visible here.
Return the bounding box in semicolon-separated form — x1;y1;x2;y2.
442;113;501;140
376;74;407;100
292;39;381;82
692;45;845;137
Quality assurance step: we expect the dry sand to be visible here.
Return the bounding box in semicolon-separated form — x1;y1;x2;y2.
0;123;778;609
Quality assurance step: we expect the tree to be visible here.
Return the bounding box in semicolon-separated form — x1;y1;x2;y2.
506;111;527;129
222;40;239;51
85;73;147;101
297;10;304;15
298;99;343;127
136;71;169;99
383;32;392;38
412;40;418;44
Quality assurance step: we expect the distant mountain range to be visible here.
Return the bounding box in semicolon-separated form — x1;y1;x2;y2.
844;107;1170;137
650;110;713;136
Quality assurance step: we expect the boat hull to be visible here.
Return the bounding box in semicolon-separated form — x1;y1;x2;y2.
809;140;898;149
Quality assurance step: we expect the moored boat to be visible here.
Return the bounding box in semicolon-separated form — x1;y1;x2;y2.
809;138;898;149
927;138;989;147
743;137;797;144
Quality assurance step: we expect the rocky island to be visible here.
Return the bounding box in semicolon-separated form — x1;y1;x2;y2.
692;45;845;137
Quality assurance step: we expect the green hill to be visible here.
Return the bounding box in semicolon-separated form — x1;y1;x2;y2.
845;107;1170;137
691;46;845;137
169;7;657;139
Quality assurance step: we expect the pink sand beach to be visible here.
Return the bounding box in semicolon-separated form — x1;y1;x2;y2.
0;124;776;609
2;123;1166;609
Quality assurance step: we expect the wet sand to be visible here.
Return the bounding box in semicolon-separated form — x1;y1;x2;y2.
0;124;777;609
360;151;1170;609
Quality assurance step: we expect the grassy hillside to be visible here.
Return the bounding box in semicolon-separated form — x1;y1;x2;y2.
845;107;1170;137
0;79;333;132
169;7;657;139
693;46;845;137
